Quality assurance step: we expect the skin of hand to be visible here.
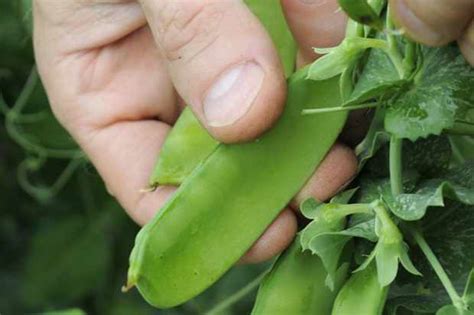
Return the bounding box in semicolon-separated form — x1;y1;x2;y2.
32;0;471;265
390;0;474;65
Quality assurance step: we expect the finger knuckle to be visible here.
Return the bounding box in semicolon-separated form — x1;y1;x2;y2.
157;1;224;61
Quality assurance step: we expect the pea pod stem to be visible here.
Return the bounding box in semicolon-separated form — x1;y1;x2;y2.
389;135;403;197
302;102;379;115
408;226;464;309
385;6;405;78
403;39;417;75
205;271;267;315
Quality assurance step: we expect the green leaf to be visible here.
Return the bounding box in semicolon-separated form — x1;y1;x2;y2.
308;37;388;81
385;46;474;141
345;45;407;106
463;269;474;310
300;196;362;290
300;204;347;290
355;108;390;170
357;202;421;286
307;233;351;289
300;198;322;220
450;136;474;166
436;304;474;315
331;219;378;242
22;212;111;308
389;202;474;313
403;135;452;178
387;179;474;221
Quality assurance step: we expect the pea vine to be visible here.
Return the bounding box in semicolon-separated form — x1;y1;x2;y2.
299;1;474;313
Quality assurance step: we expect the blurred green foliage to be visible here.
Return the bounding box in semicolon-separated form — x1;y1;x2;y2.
0;2;266;314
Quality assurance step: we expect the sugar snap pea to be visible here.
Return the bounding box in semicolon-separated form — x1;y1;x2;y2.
332;263;389;315
126;68;347;308
149;108;218;186
251;235;349;315
149;0;296;187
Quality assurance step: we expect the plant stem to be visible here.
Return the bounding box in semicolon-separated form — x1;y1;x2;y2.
205;271;267;315
446;121;474;136
389;135;403;197
403;39;417;75
409;227;463;308
336;203;373;217
302;102;379;115
9;66;38;115
385;6;405;78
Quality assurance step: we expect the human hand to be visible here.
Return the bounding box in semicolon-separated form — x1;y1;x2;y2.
33;0;357;264
390;0;474;65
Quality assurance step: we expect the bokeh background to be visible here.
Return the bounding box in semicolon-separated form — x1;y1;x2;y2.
0;2;267;314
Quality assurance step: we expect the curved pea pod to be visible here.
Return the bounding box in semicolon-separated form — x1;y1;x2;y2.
332;263;389;315
338;0;384;31
149;0;296;187
149;108;218;186
251;235;349;315
126;68;348;308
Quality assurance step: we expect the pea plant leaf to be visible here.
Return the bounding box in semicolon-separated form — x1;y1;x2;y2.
345;45;407;106
354;202;421;287
464;269;474;306
386;162;474;220
300;201;348;290
450;136;474;166
434;269;474;315
402;135;452;178
436;304;474;315
386;179;474;221
329;219;378;242
299;189;359;290
355;108;390;170
388;202;474;313
385;46;474;141
307;37;387;81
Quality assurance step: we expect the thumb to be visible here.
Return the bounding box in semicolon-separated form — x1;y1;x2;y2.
390;0;474;46
139;0;286;143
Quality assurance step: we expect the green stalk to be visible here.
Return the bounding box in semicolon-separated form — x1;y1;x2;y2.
409;227;464;309
389;135;403;197
332;203;373;217
206;271;267;315
403;39;417;75
302;102;379;115
385;7;405;78
446;121;474;136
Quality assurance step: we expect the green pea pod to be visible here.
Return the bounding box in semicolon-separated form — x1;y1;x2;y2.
149;108;218;186
332;264;389;315
126;68;347;308
245;0;296;77
149;0;296;187
251;236;349;315
338;0;384;31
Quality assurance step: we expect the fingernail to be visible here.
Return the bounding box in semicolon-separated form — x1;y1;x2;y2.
203;61;264;127
394;0;443;44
